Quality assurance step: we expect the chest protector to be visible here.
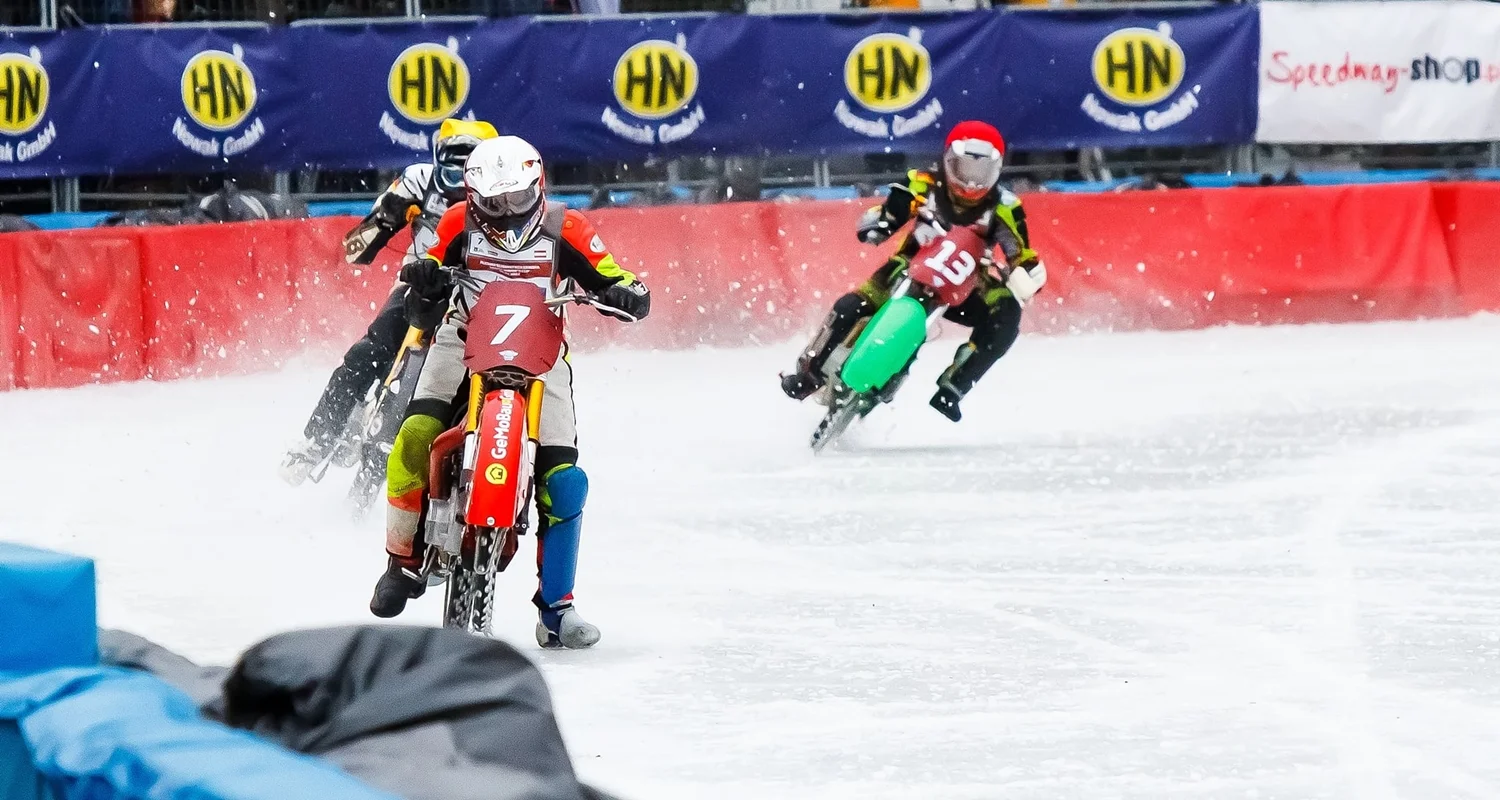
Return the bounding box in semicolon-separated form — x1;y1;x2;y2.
460;201;570;305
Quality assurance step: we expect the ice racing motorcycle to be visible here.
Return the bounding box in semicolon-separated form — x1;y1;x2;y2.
305;312;435;518
414;275;629;635
809;222;998;452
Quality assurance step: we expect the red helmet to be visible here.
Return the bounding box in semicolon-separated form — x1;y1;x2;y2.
942;121;1006;204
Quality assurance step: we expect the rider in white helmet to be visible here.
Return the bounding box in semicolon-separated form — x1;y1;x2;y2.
372;136;651;650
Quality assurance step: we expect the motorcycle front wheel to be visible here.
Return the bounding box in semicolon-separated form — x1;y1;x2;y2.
810;388;874;453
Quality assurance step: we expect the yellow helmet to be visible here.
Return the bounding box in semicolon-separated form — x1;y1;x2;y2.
433;119;499;200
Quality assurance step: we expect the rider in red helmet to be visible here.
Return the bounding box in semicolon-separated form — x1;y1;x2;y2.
780;120;1047;422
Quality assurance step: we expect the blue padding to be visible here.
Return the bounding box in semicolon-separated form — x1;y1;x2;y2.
21;212;111;230
306;201;372;218
0;544;96;673
0;668;397;800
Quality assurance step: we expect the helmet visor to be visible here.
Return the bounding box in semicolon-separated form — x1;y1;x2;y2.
943;139;1003;201
470;182;541;219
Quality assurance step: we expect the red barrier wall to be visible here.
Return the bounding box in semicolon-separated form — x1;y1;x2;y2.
2;182;1495;391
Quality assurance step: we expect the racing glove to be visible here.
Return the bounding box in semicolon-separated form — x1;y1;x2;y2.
857;206;896;245
1005;261;1047;305
596;279;651;322
399;259;452;302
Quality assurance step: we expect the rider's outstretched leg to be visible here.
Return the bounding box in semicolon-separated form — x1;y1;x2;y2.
781;293;875;399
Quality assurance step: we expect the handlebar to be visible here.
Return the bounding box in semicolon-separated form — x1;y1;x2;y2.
439;267;638;323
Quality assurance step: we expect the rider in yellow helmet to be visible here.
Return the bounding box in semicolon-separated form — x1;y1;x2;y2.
280;119;500;484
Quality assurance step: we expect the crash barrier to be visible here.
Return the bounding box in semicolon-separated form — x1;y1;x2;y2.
0;543;394;800
1;181;1497;392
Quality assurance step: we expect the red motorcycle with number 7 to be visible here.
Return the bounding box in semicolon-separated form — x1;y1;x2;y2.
413;276;624;634
810;222;1001;451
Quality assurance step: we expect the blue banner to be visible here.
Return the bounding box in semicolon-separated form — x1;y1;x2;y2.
94;26;300;174
293;20;528;169
0;9;1261;180
0;30;107;179
995;7;1260;149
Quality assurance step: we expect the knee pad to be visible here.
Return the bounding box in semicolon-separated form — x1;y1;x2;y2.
386;414;445;498
540;464;588;523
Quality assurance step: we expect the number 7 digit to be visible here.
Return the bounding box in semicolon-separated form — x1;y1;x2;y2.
490;304;531;346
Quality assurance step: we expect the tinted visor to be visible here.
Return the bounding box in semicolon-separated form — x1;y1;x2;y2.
470;182;541;219
943;139;1003;200
434;143;475;198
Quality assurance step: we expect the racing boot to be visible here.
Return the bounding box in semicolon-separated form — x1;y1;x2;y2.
780;371;825;400
781;293;874;400
369;552;426;618
929;386;964;422
535;597;601;650
278;435;335;486
930;342;979;423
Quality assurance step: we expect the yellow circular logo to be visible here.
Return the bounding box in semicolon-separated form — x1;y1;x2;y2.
613;40;699;120
388;42;470;125
844;33;931;114
484;463;508;485
0;50;48;136
181;49;257;132
1092;25;1185;107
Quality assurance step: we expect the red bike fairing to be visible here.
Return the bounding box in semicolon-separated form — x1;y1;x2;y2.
906;223;987;307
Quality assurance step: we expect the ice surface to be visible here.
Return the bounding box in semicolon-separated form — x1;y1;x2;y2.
2;316;1499;799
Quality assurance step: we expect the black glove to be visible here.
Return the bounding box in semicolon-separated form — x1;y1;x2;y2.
596;279;650;322
399;260;451;301
856;207;896;245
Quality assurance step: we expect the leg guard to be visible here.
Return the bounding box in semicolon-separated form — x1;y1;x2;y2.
797;292;876;376
536;464;588;607
384;413;445;556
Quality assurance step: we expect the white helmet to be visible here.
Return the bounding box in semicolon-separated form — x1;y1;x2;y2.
464;135;546;252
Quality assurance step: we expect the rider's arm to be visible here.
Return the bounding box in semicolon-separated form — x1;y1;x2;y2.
370;164;428;229
556;209;649;321
991;190;1039;269
423;202;470;267
857;169;931;244
991;190;1046;302
555;209;636;291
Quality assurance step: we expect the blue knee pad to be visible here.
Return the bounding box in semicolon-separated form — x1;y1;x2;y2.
538;465;588;606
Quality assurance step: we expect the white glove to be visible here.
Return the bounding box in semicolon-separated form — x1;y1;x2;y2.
1006;261;1047;305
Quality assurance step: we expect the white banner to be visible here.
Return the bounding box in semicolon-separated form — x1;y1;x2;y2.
1258;0;1500;143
